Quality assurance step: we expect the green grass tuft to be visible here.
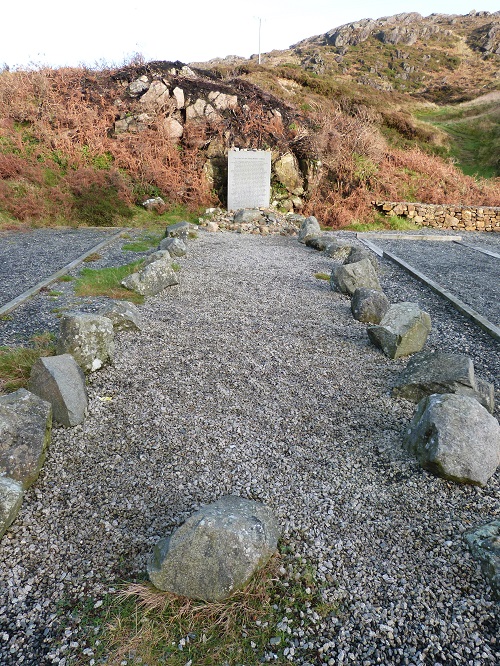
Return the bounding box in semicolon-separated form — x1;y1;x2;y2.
0;333;56;394
314;272;330;281
74;261;145;304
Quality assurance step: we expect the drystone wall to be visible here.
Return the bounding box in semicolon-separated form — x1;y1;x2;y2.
375;201;500;232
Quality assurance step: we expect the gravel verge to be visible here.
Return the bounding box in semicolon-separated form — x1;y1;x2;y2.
0;228;122;307
370;233;500;326
0;230;498;666
0;230;152;346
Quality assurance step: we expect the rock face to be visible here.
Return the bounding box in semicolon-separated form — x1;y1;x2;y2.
392;351;495;412
99;301;143;332
148;495;280;601
351;288;389;324
274;152;304;195
330;258;381;296
464;519;500;599
28;354;88;427
0;389;52;488
121;259;179;297
367;302;431;359
403;393;500;486
57;314;115;373
297;216;321;243
158;237;187;257
0;476;23;539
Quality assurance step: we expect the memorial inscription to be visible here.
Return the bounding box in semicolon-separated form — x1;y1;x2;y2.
227;149;271;210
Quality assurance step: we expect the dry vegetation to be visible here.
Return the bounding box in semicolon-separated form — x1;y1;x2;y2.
0;45;499;230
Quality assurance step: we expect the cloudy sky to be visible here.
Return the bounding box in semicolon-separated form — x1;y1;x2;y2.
1;1;498;69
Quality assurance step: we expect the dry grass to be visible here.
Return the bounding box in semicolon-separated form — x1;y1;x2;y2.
0;332;55;394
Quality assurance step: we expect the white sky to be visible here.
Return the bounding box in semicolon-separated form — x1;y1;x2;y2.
1;1;499;69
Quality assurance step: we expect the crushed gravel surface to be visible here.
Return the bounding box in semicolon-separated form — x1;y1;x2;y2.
0;228;121;307
370;233;500;327
0;230;499;666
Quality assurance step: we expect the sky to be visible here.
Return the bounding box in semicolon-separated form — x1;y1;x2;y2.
1;1;499;69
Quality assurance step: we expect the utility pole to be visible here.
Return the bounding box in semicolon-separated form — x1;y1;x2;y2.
257;17;262;64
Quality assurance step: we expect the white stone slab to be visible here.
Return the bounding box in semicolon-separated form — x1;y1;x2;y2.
227;149;271;211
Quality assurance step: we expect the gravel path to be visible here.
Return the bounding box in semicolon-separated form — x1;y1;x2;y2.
0;228;120;306
0;231;499;666
370;234;500;326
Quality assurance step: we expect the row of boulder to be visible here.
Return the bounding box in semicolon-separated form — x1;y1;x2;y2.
0;222;192;540
1;222;283;605
298;216;500;597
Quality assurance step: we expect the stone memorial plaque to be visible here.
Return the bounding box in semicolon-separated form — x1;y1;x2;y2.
227;149;271;210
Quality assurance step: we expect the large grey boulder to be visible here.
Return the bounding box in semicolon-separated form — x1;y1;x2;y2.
403;393;500;486
57;314;114;373
234;209;264;224
464;519;500;599
345;246;379;272
158;237;187;257
0;389;52;488
121;259;179;297
297;216;321;244
351;288;389;324
330;258;381;296
165;221;191;239
29;354;88;427
305;234;335;251
99;301;143;332
0;476;23;539
367;302;431;359
323;241;352;261
148;495;280;601
392;351;495;413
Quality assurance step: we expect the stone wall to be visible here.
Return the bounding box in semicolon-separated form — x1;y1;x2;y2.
374;201;500;232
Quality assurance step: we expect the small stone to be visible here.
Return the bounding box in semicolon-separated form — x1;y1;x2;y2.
351;288;389;324
330;259;381;296
56;314;114;373
99;301;143;332
0;476;23;539
367;302;431;359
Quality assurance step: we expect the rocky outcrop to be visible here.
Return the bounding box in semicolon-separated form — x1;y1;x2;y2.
148;496;280;601
330;258;381;296
403;393;500;486
367;302;431;359
0;389;52;489
57;314;115;373
28;354;88;427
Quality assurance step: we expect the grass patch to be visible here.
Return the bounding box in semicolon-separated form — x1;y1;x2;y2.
75;548;337;665
0;333;55;394
74;261;145;304
122;232;162;253
346;214;420;232
314;272;330;281
57;274;74;282
83;253;102;263
416;102;500;178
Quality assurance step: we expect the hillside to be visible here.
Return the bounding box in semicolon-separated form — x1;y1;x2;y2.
0;11;499;229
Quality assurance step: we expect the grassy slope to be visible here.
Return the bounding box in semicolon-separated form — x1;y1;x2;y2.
416;99;500;178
